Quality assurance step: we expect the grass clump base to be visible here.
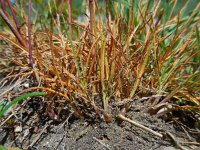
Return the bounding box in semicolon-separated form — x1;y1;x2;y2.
0;0;199;130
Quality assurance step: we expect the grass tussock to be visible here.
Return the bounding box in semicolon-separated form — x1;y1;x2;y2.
0;0;199;123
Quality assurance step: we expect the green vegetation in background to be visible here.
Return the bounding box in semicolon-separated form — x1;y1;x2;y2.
0;145;21;150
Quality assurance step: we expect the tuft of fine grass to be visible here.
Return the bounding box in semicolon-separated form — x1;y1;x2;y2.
0;0;199;123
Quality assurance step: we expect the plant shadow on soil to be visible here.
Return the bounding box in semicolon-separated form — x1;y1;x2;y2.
0;88;200;150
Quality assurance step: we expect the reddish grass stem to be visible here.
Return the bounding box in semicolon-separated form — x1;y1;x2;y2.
59;0;65;16
0;0;9;17
28;0;33;66
89;0;95;37
0;9;27;48
68;0;72;36
6;0;20;30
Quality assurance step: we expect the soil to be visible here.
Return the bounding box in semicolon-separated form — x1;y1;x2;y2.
0;78;200;150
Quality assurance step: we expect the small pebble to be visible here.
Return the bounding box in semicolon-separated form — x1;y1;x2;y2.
14;126;22;132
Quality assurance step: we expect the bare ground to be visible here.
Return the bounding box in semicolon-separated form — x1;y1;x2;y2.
0;77;200;150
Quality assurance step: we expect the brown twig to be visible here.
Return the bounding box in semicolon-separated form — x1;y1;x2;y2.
27;120;53;149
180;142;200;146
0;113;14;127
166;131;188;150
55;112;74;149
57;112;74;131
93;137;111;150
0;79;22;97
117;114;163;138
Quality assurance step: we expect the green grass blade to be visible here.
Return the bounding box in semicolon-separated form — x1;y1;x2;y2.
0;92;45;117
0;145;7;150
65;32;81;77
